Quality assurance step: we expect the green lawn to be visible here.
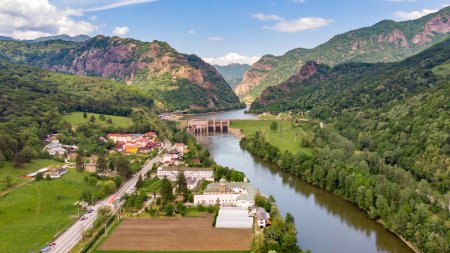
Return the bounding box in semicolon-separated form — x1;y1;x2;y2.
0;159;61;192
140;178;162;194
231;120;311;155
0;168;96;253
62;112;132;127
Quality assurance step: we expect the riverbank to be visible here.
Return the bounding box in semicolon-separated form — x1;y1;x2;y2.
238;129;433;253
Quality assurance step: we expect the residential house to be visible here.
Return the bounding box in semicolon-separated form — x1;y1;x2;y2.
125;143;139;153
193;179;256;208
106;134;132;143
174;143;188;153
254;207;270;228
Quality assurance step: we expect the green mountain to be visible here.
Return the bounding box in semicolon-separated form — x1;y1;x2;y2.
32;34;91;43
0;61;155;161
213;63;250;89
236;6;450;102
250;37;450;192
0;36;243;112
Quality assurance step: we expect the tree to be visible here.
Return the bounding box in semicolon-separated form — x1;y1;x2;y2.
270;121;278;133
76;154;84;172
99;114;106;121
14;152;25;167
164;203;174;216
97;154;107;174
35;172;44;181
89;115;96;123
0;153;4;167
81;189;93;203
108;159;115;171
4;176;13;188
107;118;113;124
83;111;87;119
176;172;188;199
160;177;174;204
116;155;131;178
136;174;144;188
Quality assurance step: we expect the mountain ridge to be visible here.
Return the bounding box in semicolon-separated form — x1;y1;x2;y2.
236;6;450;102
0;35;243;112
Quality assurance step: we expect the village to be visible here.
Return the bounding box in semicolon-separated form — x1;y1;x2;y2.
34;124;275;253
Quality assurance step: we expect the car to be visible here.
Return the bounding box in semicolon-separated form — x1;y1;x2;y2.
87;209;94;214
40;246;51;253
80;216;88;221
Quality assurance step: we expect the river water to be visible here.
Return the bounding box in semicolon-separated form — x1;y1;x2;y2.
186;108;413;253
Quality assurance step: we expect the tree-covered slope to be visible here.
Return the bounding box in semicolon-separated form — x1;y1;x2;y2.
0;36;243;112
236;6;450;102
0;61;154;163
250;38;450;192
213;63;250;89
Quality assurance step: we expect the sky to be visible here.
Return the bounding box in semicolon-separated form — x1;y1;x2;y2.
1;0;449;65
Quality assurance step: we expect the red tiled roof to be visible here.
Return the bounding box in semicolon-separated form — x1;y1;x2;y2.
107;134;131;137
144;132;157;136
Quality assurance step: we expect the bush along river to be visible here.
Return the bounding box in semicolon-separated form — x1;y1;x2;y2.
187;109;415;253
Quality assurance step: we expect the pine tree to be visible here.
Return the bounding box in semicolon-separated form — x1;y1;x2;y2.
75;154;84;172
97;154;107;173
136;174;144;188
160;177;174;204
176;171;188;199
116;155;131;178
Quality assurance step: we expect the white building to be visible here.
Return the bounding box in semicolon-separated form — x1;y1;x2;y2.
254;207;270;228
47;140;68;156
193;179;256;208
157;166;214;182
215;207;253;229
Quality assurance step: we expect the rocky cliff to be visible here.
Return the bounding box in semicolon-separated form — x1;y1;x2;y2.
237;6;450;102
0;36;242;112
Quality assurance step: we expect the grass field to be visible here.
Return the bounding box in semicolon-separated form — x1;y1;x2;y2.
231;120;311;155
0;168;96;253
62;112;132;127
98;218;252;252
0;159;61;192
140;178;162;194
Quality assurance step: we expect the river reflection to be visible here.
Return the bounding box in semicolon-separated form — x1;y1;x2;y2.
195;133;414;253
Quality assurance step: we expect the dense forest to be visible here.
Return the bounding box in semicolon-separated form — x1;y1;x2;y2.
0;61;155;164
241;125;449;253
251;38;450;193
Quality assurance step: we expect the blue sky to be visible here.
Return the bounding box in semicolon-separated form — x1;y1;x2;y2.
2;0;449;65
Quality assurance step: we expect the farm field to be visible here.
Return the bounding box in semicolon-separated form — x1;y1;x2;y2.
0;168;96;252
231;120;311;155
97;217;252;252
0;159;61;192
62;112;132;127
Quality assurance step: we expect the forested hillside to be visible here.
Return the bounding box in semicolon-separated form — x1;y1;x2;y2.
250;38;450;192
236;6;450;102
0;36;243;112
213;63;250;89
0;61;154;166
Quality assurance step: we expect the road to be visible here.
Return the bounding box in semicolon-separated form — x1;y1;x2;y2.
50;149;166;253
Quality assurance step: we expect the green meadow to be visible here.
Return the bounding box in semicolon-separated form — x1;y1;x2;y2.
0;168;96;253
62;112;132;128
231;120;311;155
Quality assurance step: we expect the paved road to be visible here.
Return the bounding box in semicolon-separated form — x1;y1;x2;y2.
50;153;163;253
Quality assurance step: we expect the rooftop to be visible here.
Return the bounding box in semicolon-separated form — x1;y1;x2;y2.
158;166;213;172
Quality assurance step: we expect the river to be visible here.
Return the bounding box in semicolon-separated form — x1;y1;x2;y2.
186;109;414;253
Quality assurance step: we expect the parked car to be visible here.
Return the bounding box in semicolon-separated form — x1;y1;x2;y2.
40;246;51;253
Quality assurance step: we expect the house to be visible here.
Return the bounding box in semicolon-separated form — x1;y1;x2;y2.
135;137;149;147
47;140;68;156
174;143;188;153
125;143;139;153
193;178;256;208
48;168;68;178
254;207;270;228
106;134;132;143
143;132;157;140
26;168;49;179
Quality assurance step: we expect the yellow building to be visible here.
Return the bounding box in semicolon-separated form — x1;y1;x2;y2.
125;144;139;153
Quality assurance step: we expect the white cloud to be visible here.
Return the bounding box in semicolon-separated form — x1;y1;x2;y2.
208;36;224;41
113;26;130;36
90;15;97;21
188;30;196;34
264;17;332;33
0;0;97;40
394;8;438;20
385;0;415;2
86;0;158;12
202;53;260;66
292;0;305;3
251;13;282;21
